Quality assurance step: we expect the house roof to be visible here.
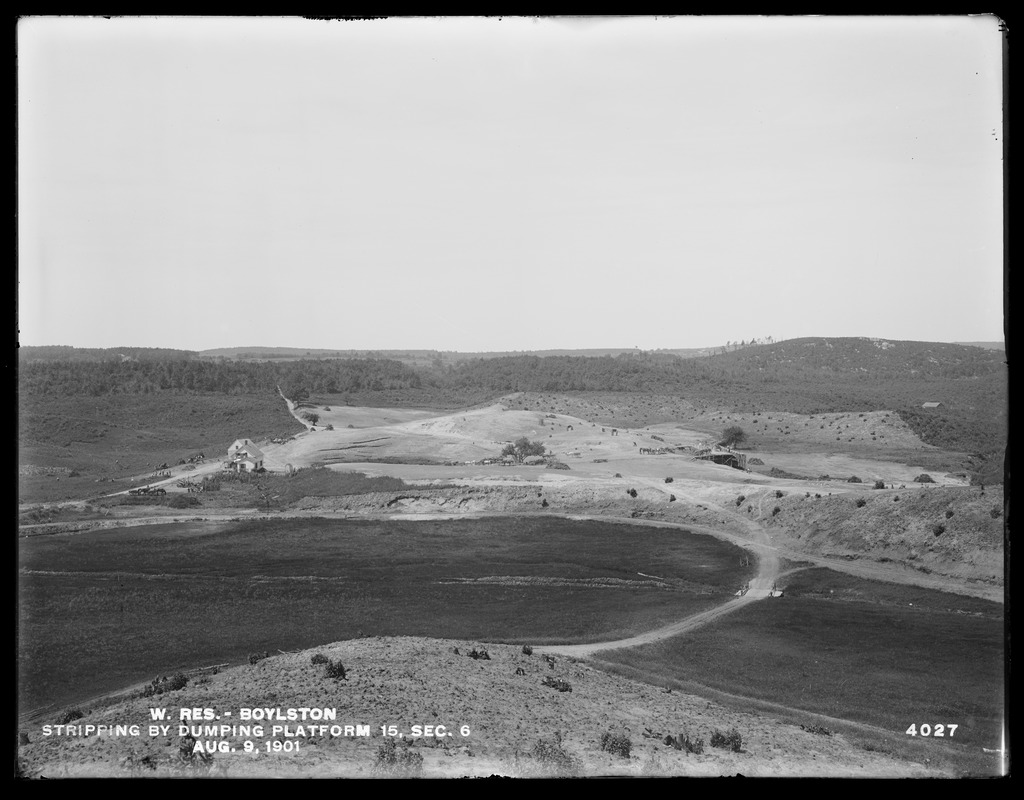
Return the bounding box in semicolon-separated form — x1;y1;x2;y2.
233;444;264;460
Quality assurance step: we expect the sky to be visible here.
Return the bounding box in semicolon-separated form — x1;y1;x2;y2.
18;15;1006;352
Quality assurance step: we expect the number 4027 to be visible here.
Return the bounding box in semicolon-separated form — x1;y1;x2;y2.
906;724;958;737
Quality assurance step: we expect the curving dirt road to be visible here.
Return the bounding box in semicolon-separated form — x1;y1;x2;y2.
536;511;779;657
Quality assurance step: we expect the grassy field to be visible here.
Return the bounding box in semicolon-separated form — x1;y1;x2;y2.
595;568;1004;759
18;392;304;504
18;516;753;714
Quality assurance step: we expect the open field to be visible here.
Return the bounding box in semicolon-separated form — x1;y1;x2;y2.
18;516;751;715
594;568;1003;765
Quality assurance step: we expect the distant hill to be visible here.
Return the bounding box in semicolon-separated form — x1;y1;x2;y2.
954;341;1004;351
18;345;197;362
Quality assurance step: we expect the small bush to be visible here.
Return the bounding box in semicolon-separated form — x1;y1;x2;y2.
855;498;867;508
614;473;622;478
914;473;935;483
771;506;781;516
325;659;347;680
665;731;704;754
710;728;743;752
847;476;862;484
944;509;954;519
541;676;572;692
735;495;746;507
991;507;1002;519
248;651;270;666
801;724;834;737
775;490;784;498
664;477;674;484
141;672;190;697
873;480;886;490
600;731;632;758
56;708;84;725
373;738;423;776
627;488;638;498
932;524;945;537
521;645;533;656
529;733;580;776
669;494;676;502
310;653;329;666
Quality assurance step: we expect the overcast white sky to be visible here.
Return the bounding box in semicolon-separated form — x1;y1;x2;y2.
18;15;1005;352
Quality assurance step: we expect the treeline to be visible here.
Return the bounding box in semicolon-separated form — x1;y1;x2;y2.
18;358;422;398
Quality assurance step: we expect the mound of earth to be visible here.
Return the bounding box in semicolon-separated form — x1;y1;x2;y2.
18;637;946;779
746;485;1004;590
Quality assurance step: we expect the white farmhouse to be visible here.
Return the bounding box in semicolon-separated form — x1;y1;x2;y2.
227;439;264;472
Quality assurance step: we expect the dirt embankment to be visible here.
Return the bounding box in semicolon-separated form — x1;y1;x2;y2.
735;484;1004;590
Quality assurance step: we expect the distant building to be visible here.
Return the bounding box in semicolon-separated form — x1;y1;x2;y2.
227;439;264;472
921;402;942;409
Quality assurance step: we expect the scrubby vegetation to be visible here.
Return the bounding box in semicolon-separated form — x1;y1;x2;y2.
599;731;632;758
710;728;743;752
524;732;580;776
373;737;423;776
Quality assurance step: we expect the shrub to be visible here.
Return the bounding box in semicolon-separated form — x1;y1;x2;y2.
710;728;743;752
249;651;270;665
669;494;676;502
56;708;84;725
735;495;746;507
600;731;632;758
627;488;638;498
664;477;674;484
373;738;423;776
771;506;781;517
847;476;862;483
945;509;954;519
310;653;329;665
141;672;190;697
932;524;945;537
325;659;347;680
541;676;572;692
521;645;533;656
801;724;834;736
665;732;704;754
914;474;935;483
775;490;784;498
168;494;200;509
991;507;1003;519
468;648;491;661
529;733;580;776
855;498;867;508
873;480;886;489
614;473;622;478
